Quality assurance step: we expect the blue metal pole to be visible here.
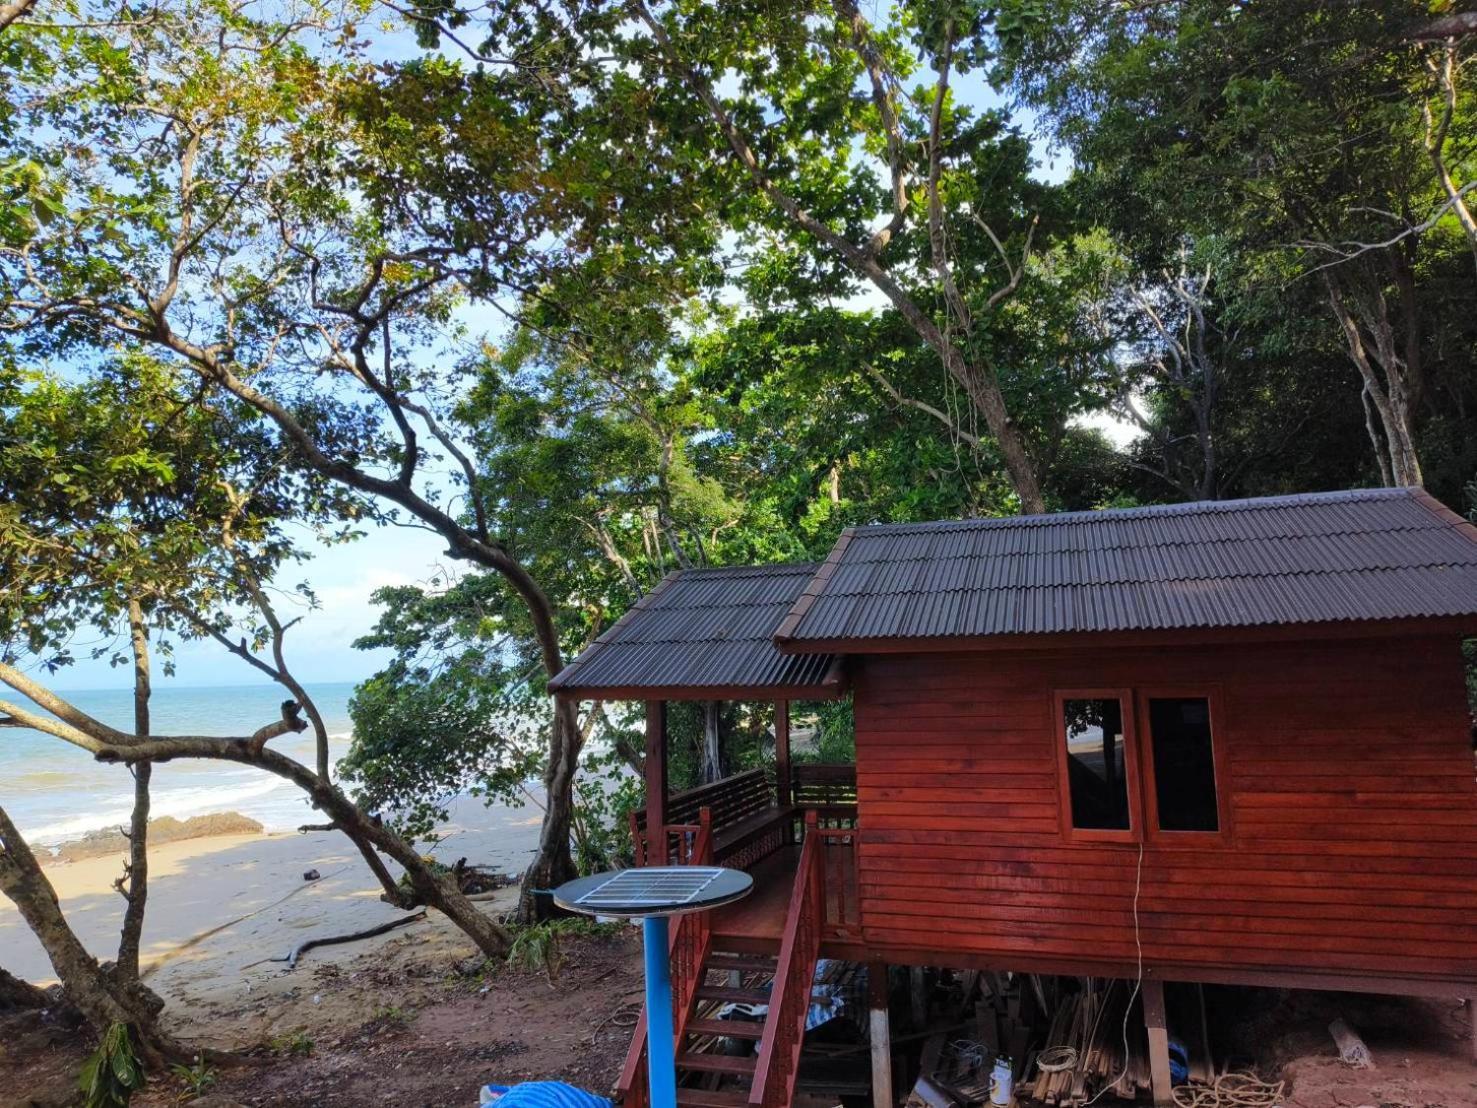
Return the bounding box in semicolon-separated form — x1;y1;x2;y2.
643;915;678;1108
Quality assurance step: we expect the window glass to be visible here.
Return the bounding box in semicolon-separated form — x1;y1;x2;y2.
1148;697;1219;832
1062;697;1130;831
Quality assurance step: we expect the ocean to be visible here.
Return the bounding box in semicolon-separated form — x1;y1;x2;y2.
2;682;361;846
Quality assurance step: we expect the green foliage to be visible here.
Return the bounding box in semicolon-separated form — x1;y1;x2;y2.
269;1030;314;1057
169;1056;217;1101
797;699;857;765
78;1023;143;1108
505;918;624;982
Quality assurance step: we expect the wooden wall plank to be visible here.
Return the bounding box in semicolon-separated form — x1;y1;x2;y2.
852;636;1477;987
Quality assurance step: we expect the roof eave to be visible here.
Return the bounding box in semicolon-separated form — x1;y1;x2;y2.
552;663;847;704
775;615;1477;656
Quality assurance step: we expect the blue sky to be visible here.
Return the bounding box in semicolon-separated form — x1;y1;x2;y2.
46;523;452;691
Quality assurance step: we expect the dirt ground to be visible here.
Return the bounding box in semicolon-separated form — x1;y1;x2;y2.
1;926;643;1108
4;950;1476;1107
1214;986;1477;1108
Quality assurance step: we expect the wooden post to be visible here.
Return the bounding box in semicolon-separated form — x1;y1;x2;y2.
644;700;668;865
869;962;893;1108
1468;999;1477;1064
775;699;792;842
1142;979;1172;1107
909;966;928;1029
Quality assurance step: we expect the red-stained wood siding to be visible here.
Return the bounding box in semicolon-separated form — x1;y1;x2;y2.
851;636;1477;990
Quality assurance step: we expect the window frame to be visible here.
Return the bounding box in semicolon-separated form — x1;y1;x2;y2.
1053;687;1142;844
1136;685;1231;845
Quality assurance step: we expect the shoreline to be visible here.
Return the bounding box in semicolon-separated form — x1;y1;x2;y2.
2;794;545;987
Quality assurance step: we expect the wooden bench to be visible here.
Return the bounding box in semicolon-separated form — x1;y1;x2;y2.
631;768;794;868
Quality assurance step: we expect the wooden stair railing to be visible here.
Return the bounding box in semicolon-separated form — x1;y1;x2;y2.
617;809;714;1108
747;811;825;1108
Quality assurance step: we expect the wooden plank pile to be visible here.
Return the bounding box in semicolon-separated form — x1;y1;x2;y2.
1025;981;1143;1105
907;974;1216;1106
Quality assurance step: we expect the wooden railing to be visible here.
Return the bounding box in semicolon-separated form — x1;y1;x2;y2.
617;809;714;1108
631;768;775;847
631;813;711;868
749;811;824;1108
814;824;860;943
791;762;857;810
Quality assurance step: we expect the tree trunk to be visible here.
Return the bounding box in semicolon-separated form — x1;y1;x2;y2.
0;806;181;1067
516;697;581;922
1324;275;1424;487
116;601;151;986
257;756;516;956
700;701;722;784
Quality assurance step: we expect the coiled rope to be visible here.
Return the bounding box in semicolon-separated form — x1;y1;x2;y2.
1170;1072;1285;1108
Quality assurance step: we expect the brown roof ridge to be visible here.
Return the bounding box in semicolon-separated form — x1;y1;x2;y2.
848;486;1421;536
774;527;856;644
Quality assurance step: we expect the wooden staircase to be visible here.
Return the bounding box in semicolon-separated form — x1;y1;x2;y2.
673;947;776;1107
619;813;831;1108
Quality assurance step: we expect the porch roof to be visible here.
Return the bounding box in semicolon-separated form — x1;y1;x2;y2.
549;564;842;701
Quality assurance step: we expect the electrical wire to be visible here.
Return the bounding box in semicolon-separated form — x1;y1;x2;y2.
1084;839;1146;1105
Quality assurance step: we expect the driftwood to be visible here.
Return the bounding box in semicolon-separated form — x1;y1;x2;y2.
269;910;427;970
1329;1018;1373;1068
0;966;49;1011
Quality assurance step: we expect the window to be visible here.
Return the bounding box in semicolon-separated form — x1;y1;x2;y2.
1055;688;1225;841
1145;696;1220;833
1060;696;1132;833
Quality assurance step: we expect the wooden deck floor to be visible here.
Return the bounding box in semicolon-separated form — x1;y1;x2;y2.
712;846;802;947
710;841;861;955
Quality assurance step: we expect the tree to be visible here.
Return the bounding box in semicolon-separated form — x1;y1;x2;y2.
1108;242;1226;501
0;0;658;916
0;361;516;1066
399;0;1088;511
998;0;1477;494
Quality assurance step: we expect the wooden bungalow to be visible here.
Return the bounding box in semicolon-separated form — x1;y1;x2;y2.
549;487;1477;1108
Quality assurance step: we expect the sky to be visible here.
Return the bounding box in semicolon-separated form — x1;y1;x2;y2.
39;19;1129;693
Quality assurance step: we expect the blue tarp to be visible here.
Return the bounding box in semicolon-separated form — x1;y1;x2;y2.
479;1082;613;1108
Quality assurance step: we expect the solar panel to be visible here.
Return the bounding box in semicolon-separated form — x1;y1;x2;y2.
574;867;726;910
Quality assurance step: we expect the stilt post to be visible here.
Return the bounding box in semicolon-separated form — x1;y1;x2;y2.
1468;998;1477;1064
869;962;893;1108
1142;978;1172;1107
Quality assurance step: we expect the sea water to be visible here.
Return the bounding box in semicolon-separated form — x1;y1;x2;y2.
1;682;359;846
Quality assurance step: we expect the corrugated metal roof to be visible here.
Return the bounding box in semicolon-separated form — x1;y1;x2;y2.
550;564;840;698
776;488;1477;646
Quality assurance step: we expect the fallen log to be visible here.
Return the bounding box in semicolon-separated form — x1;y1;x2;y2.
269;910;427;970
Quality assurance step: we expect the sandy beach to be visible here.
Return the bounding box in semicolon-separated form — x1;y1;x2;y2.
1;795;546;995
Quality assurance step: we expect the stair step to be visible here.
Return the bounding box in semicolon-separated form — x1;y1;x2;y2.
705;952;777;973
675;1090;750;1108
676;1051;757;1076
694;984;771;1004
688;1017;764;1040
